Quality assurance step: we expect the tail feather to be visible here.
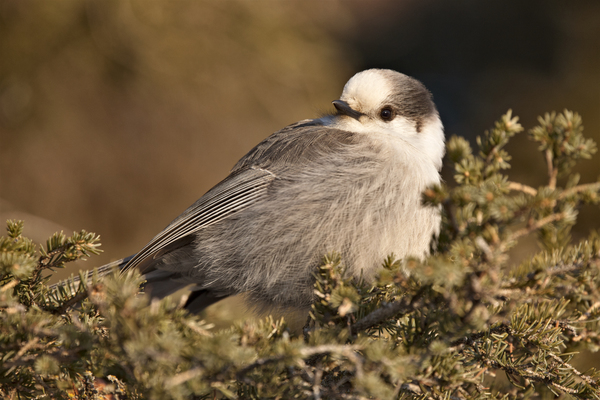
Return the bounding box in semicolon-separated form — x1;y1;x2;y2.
183;289;229;314
49;255;133;291
49;255;228;314
143;269;189;299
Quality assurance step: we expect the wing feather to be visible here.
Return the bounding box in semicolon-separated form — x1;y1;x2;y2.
122;166;276;272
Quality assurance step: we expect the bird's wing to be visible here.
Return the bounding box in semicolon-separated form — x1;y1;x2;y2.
122;165;277;272
123;120;363;273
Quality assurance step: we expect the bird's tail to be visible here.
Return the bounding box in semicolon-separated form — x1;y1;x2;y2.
48;255;134;291
49;255;228;313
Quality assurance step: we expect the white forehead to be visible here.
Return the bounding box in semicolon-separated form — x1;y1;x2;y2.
340;70;392;110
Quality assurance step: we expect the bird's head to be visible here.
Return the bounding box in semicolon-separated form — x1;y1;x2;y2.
325;69;445;170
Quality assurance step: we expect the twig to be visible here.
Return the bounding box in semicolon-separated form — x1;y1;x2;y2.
50;290;89;315
236;344;362;382
546;150;558;190
485;144;502;164
312;362;323;400
12;337;41;363
351;288;426;335
558;182;600;200
450;324;512;348
578;301;600;321
442;198;459;235
475;236;493;262
507;182;537;196
547;353;599;388
545;262;582;276
501;212;565;250
184;320;214;337
166;367;204;388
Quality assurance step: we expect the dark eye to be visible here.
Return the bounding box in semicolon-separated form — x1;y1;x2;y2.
379;107;394;121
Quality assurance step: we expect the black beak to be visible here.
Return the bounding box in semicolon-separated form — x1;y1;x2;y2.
332;100;364;120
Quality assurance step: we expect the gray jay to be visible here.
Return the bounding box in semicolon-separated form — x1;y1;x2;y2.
82;69;445;313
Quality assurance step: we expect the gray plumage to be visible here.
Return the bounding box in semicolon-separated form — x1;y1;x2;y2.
92;69;446;313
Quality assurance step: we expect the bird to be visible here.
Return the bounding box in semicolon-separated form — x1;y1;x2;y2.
79;69;445;314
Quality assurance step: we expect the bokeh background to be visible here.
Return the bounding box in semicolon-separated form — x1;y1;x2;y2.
1;0;599;324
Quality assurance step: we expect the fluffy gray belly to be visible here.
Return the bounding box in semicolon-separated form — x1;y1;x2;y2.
179;159;440;309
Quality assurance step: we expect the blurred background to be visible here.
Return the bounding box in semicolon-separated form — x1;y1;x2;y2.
1;0;599;324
